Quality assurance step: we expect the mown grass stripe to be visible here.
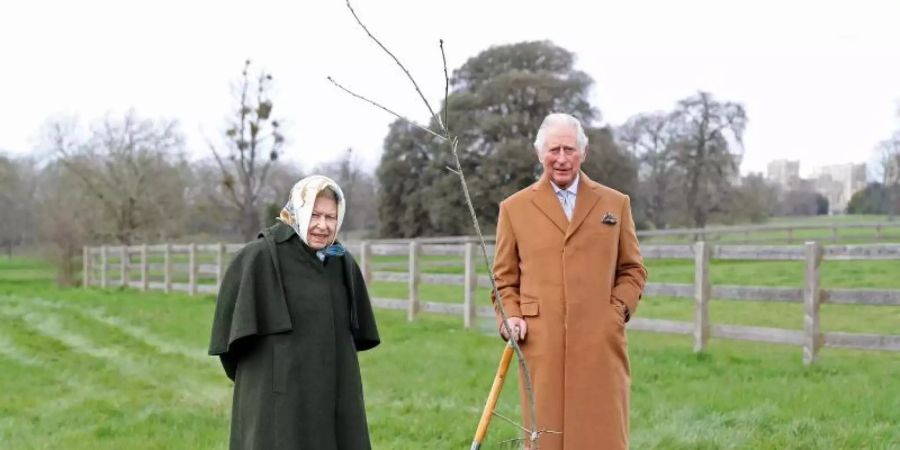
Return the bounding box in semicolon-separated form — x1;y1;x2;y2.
8;295;217;368
0;301;228;407
0;332;41;367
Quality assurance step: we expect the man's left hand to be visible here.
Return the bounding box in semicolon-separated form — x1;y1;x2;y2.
613;298;630;322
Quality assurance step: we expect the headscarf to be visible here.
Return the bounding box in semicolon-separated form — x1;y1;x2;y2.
278;175;346;250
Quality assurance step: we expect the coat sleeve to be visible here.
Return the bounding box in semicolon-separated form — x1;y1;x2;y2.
208;242;292;380
345;255;380;351
611;195;648;318
491;201;522;322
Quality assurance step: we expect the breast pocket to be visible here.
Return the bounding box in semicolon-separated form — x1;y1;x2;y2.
591;219;620;238
579;219;620;257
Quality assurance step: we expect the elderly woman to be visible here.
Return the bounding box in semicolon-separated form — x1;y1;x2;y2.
209;175;380;450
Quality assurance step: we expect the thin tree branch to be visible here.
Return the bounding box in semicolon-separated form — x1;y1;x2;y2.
448;137;539;448
327;77;446;141
206;139;243;209
440;39;450;133
253;155;278;201
334;10;540;445
237;60;251;185
492;410;530;433
248;71;267;194
344;0;443;130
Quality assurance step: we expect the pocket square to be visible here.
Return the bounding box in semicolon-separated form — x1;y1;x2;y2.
602;212;618;225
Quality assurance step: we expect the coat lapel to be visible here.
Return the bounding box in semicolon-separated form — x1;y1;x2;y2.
530;175;569;235
565;173;601;242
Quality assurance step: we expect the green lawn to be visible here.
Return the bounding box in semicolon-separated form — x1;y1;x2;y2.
638;215;900;245
767;215;893;225
1;258;899;449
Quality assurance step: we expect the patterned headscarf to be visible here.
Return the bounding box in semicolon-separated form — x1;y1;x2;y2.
278;175;346;248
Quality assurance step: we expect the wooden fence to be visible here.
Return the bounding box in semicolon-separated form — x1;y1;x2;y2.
82;243;243;295
84;239;900;364
637;241;900;364
338;221;900;245
636;221;900;244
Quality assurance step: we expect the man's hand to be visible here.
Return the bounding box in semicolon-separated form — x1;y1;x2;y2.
500;317;527;341
612;297;631;322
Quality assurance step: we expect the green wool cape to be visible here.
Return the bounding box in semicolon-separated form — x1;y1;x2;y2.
209;222;380;450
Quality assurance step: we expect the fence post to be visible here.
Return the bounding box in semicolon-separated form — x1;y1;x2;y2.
83;246;90;289
786;228;793;244
831;225;838;243
408;241;420;321
693;241;711;353
875;225;882;243
188;243;197;296
100;245;108;289
164;243;172;294
803;241;824;365
216;242;225;291
120;246;128;288
140;244;148;291
463;241;477;329
360;241;372;284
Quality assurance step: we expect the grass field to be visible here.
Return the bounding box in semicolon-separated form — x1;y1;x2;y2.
638;217;900;245
1;257;899;449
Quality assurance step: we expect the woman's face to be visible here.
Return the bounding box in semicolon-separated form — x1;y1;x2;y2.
306;194;338;250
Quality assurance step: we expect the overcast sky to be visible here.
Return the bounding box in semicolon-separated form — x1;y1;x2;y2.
2;0;899;178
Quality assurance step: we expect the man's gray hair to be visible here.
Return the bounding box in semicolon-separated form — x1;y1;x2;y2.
533;113;588;154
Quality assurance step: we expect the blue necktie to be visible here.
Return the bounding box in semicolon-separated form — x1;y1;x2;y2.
557;190;574;220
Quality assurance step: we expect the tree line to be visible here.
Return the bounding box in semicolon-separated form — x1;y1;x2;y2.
375;40;816;237
3;43;897;284
0;60;375;284
848;115;900;217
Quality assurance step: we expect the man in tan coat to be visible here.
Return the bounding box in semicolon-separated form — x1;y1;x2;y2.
492;113;647;450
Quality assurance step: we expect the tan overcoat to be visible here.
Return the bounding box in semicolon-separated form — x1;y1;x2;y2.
492;172;647;450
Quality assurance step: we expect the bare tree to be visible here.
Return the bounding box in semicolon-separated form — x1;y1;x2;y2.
617;112;677;229
34;162;104;285
182;158;303;240
260;161;306;229
0;155;19;257
192;157;301;238
41;112;189;245
668;92;747;228
315;148;377;232
208;59;285;240
0;154;38;257
876;130;900;219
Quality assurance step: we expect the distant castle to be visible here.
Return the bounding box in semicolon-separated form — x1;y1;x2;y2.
766;160;867;214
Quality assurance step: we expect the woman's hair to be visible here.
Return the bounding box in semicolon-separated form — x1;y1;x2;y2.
317;186;341;203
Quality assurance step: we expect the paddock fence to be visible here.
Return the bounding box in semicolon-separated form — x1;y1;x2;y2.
83;228;900;364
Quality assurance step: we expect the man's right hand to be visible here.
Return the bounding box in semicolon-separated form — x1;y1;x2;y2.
500;317;527;341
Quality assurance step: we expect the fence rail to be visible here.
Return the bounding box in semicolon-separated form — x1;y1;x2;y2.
354;221;900;246
84;237;900;364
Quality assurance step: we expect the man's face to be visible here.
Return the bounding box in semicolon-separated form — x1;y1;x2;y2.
539;124;584;189
306;194;338;250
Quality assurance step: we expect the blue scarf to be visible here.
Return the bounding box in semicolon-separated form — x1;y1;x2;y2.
316;243;346;261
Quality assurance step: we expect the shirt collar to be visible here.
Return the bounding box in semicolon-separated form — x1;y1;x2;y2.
550;173;580;197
